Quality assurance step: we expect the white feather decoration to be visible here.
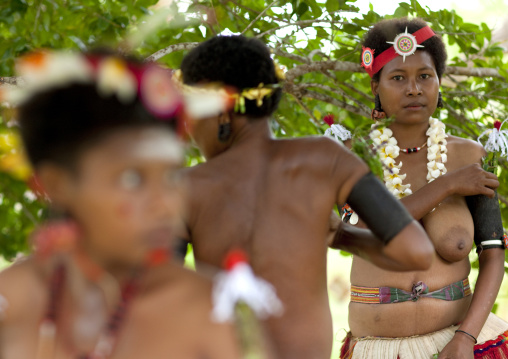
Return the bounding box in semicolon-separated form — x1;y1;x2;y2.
211;250;283;323
324;123;352;142
477;120;508;156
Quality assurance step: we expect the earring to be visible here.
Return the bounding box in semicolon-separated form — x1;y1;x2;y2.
218;113;232;143
371;94;386;121
437;92;444;108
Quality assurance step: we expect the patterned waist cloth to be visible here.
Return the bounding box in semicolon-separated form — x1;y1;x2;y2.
350;278;471;304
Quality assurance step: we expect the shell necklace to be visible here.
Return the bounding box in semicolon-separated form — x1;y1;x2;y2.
369;118;448;199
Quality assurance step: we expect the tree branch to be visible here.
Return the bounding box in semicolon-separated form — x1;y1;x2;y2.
255;19;344;38
445;66;503;79
285;61;504;81
304;89;370;118
241;0;278;35
285;60;361;81
145;42;200;62
284;82;370;118
290;94;321;128
303;82;371;115
271;47;309;64
498;193;508;207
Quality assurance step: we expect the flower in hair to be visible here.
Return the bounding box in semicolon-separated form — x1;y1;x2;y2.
3;50;183;122
96;57;137;104
232;83;277;113
6;51;93;105
173;69;277;116
171;69;232;119
273;61;286;81
140;65;182;118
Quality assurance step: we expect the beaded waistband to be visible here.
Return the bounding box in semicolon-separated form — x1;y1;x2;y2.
350;278;471;304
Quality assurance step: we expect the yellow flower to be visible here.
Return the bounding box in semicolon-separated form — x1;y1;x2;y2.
273;61;286;81
97;57;137;103
242;84;274;107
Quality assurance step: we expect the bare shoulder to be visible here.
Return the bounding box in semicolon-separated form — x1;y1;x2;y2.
276;136;354;163
0;257;44;321
447;135;485;166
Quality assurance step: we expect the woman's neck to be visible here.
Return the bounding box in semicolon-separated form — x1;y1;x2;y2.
388;120;430;149
229;116;272;149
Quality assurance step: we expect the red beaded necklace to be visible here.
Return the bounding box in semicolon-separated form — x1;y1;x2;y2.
36;248;170;359
37;262;142;359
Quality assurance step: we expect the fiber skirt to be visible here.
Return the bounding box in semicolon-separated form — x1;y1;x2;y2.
340;313;508;359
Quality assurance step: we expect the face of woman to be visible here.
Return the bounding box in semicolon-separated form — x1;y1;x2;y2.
372;51;441;125
54;127;185;269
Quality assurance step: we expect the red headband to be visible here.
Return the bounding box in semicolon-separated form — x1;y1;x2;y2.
361;26;435;78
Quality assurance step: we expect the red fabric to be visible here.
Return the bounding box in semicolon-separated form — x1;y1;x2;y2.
339;333;353;359
474;329;508;358
366;26;435;78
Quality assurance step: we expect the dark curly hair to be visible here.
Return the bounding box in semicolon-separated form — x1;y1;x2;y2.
362;17;447;81
19;74;178;171
180;35;282;118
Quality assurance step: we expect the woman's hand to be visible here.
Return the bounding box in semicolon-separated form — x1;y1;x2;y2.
437;333;475;359
444;163;499;198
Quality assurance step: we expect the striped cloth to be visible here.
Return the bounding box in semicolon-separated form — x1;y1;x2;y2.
350;278;471;304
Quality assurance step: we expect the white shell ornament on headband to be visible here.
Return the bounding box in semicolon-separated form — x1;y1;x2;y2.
387;27;424;62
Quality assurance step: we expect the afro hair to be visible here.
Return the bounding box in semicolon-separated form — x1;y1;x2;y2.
180;35;282;119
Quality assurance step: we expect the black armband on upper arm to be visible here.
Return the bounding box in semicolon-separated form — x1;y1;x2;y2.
466;192;505;253
346;172;413;244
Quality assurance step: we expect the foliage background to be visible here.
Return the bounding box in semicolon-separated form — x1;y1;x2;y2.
1;0;508;355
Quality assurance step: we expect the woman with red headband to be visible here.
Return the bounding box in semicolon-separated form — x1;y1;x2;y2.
340;18;508;358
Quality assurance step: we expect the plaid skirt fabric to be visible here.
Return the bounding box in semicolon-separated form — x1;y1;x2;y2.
340;313;508;359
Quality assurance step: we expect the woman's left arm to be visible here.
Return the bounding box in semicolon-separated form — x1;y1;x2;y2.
438;248;505;359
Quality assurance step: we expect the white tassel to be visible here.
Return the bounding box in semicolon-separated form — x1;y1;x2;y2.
477;119;508;156
324;123;352;142
211;250;283;323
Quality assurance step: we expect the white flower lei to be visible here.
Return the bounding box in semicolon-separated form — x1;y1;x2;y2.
369;118;448;199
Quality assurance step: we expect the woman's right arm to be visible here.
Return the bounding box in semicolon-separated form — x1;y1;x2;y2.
330;144;434;271
400;163;498;220
331;219;434;271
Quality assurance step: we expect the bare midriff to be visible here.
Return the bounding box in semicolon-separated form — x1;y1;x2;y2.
350;194;474;338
